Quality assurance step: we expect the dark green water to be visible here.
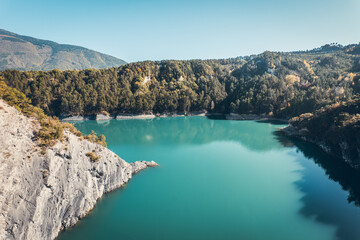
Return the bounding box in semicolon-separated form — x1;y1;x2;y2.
58;117;360;240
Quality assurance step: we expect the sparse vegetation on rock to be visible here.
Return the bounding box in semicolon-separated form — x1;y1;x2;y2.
0;78;106;148
86;151;101;162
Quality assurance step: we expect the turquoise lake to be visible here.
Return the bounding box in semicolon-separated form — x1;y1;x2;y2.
58;117;360;240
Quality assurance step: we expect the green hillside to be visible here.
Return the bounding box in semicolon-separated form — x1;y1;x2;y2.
2;43;360;118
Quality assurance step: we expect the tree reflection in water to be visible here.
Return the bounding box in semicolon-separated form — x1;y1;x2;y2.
275;131;360;240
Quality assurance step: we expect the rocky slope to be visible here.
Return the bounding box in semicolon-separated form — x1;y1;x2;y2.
0;29;126;71
0;99;156;239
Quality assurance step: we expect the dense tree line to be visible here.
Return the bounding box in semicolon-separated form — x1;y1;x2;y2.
1;44;360;119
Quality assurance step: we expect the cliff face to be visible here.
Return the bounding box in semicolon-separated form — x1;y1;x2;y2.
0;100;153;240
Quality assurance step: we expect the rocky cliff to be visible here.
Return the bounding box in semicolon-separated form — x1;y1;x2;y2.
0;99;156;239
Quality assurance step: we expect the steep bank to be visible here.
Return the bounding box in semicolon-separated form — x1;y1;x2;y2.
281;99;360;169
0;99;156;240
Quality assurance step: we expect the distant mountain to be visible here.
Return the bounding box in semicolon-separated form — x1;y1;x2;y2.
0;29;126;71
293;42;360;55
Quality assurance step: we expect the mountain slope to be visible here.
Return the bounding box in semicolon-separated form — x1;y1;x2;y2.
0;29;126;71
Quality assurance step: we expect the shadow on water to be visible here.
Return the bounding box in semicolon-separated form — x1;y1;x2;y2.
205;115;288;125
275;131;360;240
256;119;289;125
204;114;226;120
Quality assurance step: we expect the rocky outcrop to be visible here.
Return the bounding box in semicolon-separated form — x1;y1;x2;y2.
60;115;87;121
116;114;156;120
95;114;113;121
131;161;159;174
0;100;156;240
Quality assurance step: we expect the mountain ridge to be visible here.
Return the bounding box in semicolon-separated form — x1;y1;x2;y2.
0;29;126;71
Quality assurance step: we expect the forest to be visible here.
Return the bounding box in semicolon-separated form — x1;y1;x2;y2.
1;43;360;119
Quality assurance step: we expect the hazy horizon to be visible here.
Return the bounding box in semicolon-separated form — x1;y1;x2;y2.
1;0;359;62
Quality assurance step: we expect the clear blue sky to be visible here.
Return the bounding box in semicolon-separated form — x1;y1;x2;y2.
0;0;359;62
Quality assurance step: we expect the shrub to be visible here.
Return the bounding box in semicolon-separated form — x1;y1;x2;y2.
86;152;100;162
84;130;107;147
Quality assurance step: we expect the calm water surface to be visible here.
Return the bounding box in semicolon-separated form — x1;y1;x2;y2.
58;117;360;240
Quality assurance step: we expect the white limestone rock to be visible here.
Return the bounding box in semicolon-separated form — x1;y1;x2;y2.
0;100;157;240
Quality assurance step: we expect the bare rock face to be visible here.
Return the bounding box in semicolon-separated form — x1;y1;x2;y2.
95;114;113;121
60;115;87;121
0;100;156;240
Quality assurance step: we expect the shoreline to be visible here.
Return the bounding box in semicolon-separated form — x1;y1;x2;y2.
60;112;289;123
225;113;289;123
60;111;208;121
